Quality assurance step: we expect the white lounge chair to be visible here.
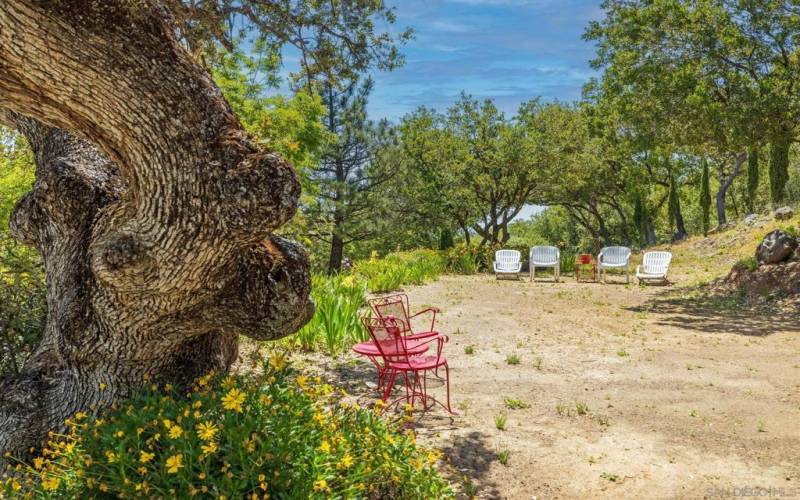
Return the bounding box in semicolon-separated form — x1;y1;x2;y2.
493;249;522;280
636;251;672;284
598;246;631;283
529;246;560;282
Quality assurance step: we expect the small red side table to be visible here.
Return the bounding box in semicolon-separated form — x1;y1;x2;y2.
575;253;597;282
352;339;430;390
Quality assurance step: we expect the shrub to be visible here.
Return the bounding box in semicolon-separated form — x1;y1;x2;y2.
290;249;446;354
443;244;483;274
291;274;368;354
0;236;45;376
2;356;453;498
734;256;759;272
354;249;445;292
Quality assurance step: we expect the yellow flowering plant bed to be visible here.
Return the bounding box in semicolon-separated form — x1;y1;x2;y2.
1;356;452;499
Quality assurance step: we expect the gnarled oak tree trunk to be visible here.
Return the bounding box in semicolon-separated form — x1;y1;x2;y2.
0;1;313;460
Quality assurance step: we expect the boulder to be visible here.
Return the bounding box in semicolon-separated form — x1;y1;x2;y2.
756;230;798;265
774;206;794;220
744;213;759;226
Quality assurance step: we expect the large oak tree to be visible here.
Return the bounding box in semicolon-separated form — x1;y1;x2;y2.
0;0;403;461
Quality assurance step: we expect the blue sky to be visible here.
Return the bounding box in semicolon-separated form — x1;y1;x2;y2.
275;0;605;219
366;0;604;120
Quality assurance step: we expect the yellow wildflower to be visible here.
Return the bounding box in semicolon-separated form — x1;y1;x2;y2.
296;375;308;388
32;457;44;470
201;441;218;455
165;454;183;474
318;440;331;454
168;426;183;439
221;388;246;413
162;419;173;429
98;382;107;391
41;476;60;491
196;421;218;441
427;449;441;465
340;453;353;468
139;450;155;464
268;353;286;371
313;479;329;492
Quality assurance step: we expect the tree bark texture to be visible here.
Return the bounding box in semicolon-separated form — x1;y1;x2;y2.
0;1;313;461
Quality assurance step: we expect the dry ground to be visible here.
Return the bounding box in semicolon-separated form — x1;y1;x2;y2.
393;272;800;499
285;218;800;499
306;245;800;499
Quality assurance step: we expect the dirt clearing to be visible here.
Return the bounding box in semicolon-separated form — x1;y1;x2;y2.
312;267;800;499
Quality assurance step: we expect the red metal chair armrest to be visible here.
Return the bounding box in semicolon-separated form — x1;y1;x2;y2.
409;307;437;334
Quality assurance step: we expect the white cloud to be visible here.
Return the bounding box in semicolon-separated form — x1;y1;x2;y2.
429;20;474;33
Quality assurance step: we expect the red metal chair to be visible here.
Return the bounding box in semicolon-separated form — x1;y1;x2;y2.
361;316;455;414
367;293;439;341
575;253;597;282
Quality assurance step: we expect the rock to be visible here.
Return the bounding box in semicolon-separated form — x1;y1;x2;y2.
756;230;798;265
744;213;759;226
774;206;794;220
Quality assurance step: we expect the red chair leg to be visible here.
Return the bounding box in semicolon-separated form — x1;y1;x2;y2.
381;370;397;402
443;362;454;414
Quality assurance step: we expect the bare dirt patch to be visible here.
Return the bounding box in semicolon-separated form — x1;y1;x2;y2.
313;269;800;499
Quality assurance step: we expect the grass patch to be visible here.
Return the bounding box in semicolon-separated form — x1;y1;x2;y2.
503;397;530;410
601;472;619;482
496;449;510;466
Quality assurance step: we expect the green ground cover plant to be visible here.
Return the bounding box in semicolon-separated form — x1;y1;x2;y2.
1;355;452;499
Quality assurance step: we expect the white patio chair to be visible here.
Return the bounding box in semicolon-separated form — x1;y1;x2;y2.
636;251;672;284
493;249;522;280
597;246;631;283
529;246;560;282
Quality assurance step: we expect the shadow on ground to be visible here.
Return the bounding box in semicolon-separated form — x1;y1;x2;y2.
316;357;500;497
628;285;800;337
436;430;502;499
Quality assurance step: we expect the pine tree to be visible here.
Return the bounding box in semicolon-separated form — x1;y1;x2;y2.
769;138;790;206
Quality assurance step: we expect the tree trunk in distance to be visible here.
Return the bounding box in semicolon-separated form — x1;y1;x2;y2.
715;153;747;227
327;232;345;275
746;148;759;213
